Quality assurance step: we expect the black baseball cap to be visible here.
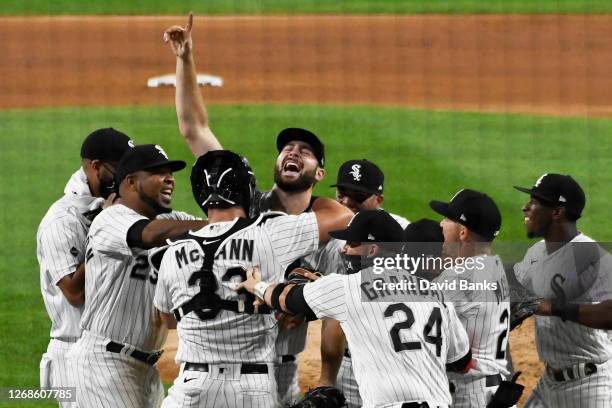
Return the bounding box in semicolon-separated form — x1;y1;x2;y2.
80;128;134;163
404;218;444;259
115;144;186;184
404;219;443;243
331;159;384;195
330;209;404;243
276;128;325;167
514;173;585;219
429;189;502;241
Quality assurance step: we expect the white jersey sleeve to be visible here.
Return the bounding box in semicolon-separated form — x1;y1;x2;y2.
444;302;471;364
90;205;148;256
262;212;319;269
38;216;86;285
302;274;348;322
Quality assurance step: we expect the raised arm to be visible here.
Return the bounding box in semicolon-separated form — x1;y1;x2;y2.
164;12;222;157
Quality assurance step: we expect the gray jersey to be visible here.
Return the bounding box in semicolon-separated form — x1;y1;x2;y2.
435;255;511;380
304;269;470;408
38;168;103;340
514;234;612;367
81;204;194;351
154;212;319;364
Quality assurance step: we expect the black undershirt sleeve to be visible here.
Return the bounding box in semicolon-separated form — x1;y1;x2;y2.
283;284;317;321
126;219;152;249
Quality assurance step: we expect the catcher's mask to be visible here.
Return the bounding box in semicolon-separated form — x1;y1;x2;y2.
191;150;257;215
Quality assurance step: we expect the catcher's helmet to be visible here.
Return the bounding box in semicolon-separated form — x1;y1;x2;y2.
191;150;257;215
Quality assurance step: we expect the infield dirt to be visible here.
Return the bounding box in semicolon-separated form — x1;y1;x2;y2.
5;14;608;405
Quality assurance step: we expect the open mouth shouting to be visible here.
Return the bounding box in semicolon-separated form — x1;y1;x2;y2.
281;158;302;178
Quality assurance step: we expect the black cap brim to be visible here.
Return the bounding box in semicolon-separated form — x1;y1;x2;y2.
143;160;187;173
330;182;378;195
429;200;454;220
513;186;556;204
329;228;351;241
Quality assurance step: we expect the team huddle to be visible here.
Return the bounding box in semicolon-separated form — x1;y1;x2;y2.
37;13;612;408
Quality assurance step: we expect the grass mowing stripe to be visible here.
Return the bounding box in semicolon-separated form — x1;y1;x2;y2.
2;0;612;15
0;103;610;395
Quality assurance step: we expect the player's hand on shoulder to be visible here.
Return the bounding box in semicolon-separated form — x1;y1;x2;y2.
164;12;193;58
102;192;118;209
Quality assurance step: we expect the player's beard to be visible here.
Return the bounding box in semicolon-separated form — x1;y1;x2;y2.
273;166;317;193
138;186;172;215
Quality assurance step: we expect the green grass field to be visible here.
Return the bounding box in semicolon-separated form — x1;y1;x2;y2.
1;103;611;406
2;0;612;15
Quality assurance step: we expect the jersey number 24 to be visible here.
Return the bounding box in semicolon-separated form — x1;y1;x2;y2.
384;303;442;357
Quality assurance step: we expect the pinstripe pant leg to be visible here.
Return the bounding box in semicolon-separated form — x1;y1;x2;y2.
240;372;278;408
524;376;547;408
336;357;362;408
274;360;300;404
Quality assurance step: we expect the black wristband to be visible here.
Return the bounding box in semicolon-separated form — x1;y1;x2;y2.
271;283;288;311
551;301;580;322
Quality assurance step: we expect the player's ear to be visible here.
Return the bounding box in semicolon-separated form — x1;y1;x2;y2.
124;174;138;191
551;206;566;222
314;167;326;182
366;243;379;257
459;225;470;242
375;194;383;206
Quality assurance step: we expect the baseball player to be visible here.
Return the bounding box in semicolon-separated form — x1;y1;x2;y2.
38;128;133;407
164;14;336;402
319;158;410;407
332;159;409;227
429;189;512;407
317;159;409;407
513;174;612;408
68;144;206;408
239;209;473;408
152;150;352;407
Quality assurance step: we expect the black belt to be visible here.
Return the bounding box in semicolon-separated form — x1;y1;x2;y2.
485;374;502;387
548;362;597;382
344;348;351;358
281;355;296;363
105;341;163;366
184;362;268;375
401;403;434;408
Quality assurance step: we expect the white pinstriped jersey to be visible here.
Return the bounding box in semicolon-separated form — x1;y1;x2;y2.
81;204;195;351
514;234;612;367
275;210;408;355
435;255;511;381
38;168;103;340
303;269;470;408
154;212;319;364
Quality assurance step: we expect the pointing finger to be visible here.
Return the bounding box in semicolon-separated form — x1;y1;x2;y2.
186;12;193;33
